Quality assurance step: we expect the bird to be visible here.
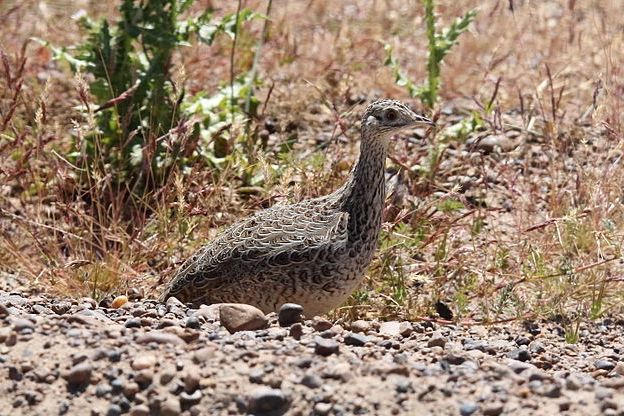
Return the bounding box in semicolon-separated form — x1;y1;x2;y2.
160;99;433;317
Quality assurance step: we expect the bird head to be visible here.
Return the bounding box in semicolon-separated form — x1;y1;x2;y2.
361;99;433;141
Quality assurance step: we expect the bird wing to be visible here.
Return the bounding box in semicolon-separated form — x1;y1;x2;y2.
162;202;349;299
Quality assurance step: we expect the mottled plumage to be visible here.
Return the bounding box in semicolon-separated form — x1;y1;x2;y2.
161;100;432;316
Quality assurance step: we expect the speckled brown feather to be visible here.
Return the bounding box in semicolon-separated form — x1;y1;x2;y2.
160;100;431;316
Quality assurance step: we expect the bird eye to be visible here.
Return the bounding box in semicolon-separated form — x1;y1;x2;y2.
385;109;398;121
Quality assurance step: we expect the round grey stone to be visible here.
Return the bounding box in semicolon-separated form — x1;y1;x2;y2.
460;402;479;416
594;359;616;371
314;336;339;356
247;387;289;414
278;303;304;326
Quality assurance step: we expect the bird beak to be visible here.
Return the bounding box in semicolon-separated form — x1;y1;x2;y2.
410;113;434;126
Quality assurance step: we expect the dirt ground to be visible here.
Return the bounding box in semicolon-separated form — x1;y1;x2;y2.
2;280;624;416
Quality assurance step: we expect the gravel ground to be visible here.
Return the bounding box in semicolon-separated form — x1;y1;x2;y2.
1;290;624;416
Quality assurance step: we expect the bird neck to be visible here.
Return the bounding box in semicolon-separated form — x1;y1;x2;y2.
338;132;388;241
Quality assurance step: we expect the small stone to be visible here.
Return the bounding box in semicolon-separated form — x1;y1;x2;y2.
0;327;14;343
166;297;185;309
379;321;401;337
136;331;184;345
0;303;9;318
110;378;124;394
180;390;202;406
106;404;122;416
191;346;217;364
459;402;479;416
131;355;156;371
246;387;289;414
506;359;533;374
349;320;371;333
95;383;112;397
123;382;140;399
10;317;34;331
160;398;181;416
473;134;516;153
482;402;504;416
289;323;303;340
219;304;268;333
184;372;200;392
111;296;129;309
614;362;624;376
124;318;142;328
314;336;339;356
300;373;322;389
135;369;154;387
63;362;92;386
185;316;200;329
594;359;616;371
507;348;531;362
160;367;177;385
311;317;333;332
542;385;561;398
595;387;613;400
130;405;150;416
278;303;304;326
565;377;581;391
344;332;369;347
192;305;220;321
427;331;446;348
529;341;545;354
313;402;332;415
399;322;413;337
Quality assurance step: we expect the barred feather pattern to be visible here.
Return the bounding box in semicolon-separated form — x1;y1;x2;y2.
160;100;430;316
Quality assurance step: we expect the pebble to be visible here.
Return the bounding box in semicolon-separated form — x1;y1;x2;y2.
314;402;333;415
124;318;142;328
160;397;181;416
219;303;268;333
300;373;323;389
459;402;479;416
427;331;447;348
129;405;150;416
343;332;369;347
314;336;339;356
185;316;200;329
131;355;156;370
278;303;304;326
399;321;413;337
482;402;505;416
136;331;185;345
63;362;92;386
507;348;532;362
11;317;34;331
473;134;516;153
246;387;289;414
350;320;371;333
0;303;9;318
180;390;202;406
594;359;616;371
379;321;401;337
289;323;303;340
311;317;333;332
111;295;129;309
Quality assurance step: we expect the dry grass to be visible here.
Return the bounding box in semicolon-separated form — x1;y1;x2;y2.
1;0;623;333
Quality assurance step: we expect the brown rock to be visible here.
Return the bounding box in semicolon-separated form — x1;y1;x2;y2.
379;321;401;337
136;331;185;345
219;304;268;333
131;355;157;371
